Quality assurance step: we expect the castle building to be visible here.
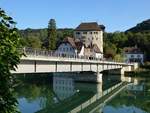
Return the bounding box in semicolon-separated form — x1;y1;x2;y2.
74;22;105;54
55;22;105;59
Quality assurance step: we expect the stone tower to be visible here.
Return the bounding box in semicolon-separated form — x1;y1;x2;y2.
74;22;105;53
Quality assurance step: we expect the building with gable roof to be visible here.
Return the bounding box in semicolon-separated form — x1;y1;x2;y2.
74;22;104;54
55;37;84;57
55;22;104;59
123;46;144;64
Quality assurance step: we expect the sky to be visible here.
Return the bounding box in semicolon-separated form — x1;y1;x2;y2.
0;0;150;32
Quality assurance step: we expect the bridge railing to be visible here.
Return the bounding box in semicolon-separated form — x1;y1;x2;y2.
21;47;99;60
20;47;129;64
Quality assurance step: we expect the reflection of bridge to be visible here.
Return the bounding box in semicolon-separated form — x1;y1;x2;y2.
12;48;138;82
51;75;128;113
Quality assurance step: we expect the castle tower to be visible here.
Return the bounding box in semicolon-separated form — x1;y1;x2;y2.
74;22;104;53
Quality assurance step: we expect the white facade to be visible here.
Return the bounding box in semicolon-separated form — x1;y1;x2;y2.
124;53;144;64
55;42;85;57
55;43;76;57
74;31;103;53
94;53;103;59
78;46;84;57
53;75;75;101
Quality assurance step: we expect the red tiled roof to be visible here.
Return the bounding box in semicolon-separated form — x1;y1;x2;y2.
92;44;102;53
63;37;83;52
124;47;142;54
75;22;102;31
62;37;102;54
63;37;76;48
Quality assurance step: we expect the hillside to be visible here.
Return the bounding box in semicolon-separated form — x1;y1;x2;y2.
19;28;74;49
126;19;150;33
19;19;150;61
19;28;74;40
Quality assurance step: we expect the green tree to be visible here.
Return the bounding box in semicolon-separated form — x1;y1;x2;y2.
26;36;42;49
104;42;117;59
0;8;22;113
47;19;57;50
114;54;124;62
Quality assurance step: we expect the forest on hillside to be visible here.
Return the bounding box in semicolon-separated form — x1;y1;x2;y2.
19;19;150;61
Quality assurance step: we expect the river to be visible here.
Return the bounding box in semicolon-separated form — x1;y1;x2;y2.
14;73;150;113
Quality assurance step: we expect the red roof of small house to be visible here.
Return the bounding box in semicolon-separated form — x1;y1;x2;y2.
62;37;83;53
63;37;76;48
60;37;102;54
92;44;102;53
84;44;102;56
124;47;143;54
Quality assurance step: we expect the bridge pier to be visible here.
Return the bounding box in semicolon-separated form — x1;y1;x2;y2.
97;73;103;83
120;68;126;82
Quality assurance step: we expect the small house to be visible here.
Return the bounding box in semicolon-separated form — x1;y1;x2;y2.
124;46;144;64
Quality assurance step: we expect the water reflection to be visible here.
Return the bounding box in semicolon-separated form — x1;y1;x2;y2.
14;73;100;113
14;73;124;113
53;74;75;101
101;77;150;113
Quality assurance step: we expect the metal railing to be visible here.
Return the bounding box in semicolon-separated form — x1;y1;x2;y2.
20;47;130;64
21;47;102;61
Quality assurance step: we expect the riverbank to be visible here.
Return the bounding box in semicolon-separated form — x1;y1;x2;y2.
125;70;150;77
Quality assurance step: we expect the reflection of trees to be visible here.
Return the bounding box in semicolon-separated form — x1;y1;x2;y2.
14;74;55;110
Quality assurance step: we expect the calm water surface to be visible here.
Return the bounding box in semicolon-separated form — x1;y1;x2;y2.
14;73;150;113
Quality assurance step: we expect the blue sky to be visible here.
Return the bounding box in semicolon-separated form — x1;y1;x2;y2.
0;0;150;32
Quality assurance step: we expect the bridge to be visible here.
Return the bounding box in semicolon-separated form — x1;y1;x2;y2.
12;48;138;83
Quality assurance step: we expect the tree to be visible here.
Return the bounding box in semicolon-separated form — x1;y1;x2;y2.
26;36;42;49
47;19;57;50
104;42;117;59
0;8;22;113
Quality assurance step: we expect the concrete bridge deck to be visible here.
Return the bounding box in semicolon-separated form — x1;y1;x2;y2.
12;48;138;82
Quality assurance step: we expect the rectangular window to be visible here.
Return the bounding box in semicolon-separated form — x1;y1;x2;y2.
76;32;80;35
94;32;98;34
70;48;72;51
83;32;87;34
137;55;141;57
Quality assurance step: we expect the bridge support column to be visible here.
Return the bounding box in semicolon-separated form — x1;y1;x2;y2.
97;73;103;83
121;68;125;82
121;66;133;82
